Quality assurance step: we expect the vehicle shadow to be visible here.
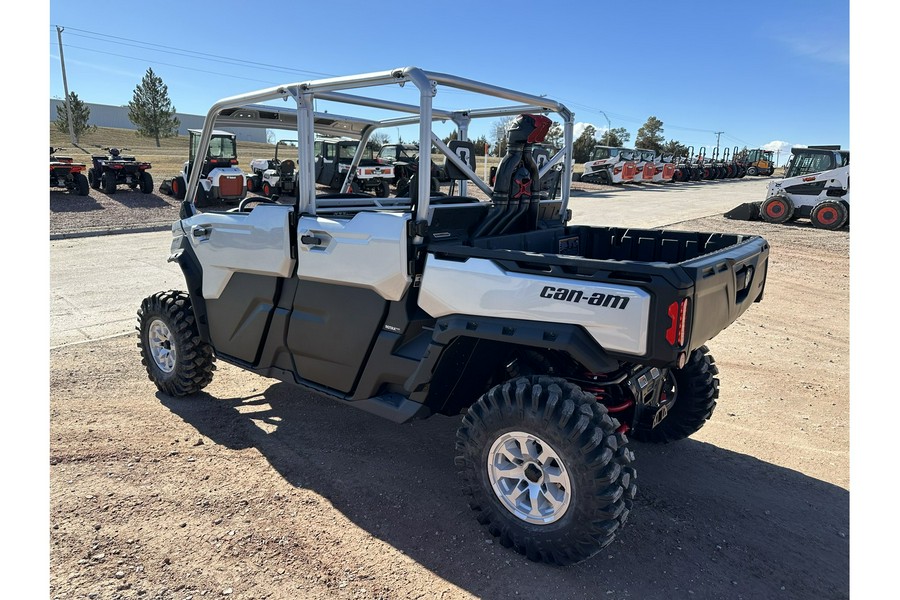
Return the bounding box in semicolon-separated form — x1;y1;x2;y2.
161;382;849;600
106;190;174;209
49;192;105;212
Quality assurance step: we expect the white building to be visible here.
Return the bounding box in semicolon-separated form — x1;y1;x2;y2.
49;99;266;143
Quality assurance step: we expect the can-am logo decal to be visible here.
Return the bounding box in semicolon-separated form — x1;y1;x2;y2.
540;286;629;310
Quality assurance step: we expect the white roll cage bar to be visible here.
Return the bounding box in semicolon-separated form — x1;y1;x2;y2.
186;66;575;224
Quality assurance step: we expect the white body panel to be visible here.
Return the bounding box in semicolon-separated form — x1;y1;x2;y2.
419;256;651;355
766;165;850;208
296;212;410;301
182;204;296;299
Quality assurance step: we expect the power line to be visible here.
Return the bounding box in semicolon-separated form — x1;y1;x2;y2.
51;25;335;78
51;44;291;86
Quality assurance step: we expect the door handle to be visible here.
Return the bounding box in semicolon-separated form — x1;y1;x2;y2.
301;234;323;245
192;225;211;238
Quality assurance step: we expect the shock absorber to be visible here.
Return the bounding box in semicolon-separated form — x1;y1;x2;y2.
578;372;636;434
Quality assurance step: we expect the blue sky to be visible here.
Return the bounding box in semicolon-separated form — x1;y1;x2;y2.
46;0;850;165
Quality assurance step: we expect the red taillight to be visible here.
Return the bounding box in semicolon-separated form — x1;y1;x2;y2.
111;164;123;169
665;298;689;346
614;166;622;174
231;159;238;165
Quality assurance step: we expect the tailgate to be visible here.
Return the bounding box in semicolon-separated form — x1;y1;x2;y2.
681;235;769;348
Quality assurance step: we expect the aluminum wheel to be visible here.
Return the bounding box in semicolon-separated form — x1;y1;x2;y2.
487;431;572;524
147;318;177;373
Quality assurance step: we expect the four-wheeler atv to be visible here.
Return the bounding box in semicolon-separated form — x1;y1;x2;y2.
248;139;298;198
88;147;154;194
137;67;770;567
159;129;247;208
50;147;90;196
315;137;394;197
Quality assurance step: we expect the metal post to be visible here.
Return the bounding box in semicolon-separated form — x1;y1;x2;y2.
56;26;77;145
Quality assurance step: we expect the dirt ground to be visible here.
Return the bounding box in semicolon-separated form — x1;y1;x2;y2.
49;186;849;599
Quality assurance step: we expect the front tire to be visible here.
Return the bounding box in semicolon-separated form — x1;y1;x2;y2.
137;291;215;396
456;375;637;566
88;168;100;190
630;346;719;443
760;194;794;224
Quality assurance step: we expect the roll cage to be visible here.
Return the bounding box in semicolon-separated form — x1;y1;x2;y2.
182;67;575;225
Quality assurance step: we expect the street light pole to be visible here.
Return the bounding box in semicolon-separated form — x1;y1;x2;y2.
599;111;611;144
56;26;77;146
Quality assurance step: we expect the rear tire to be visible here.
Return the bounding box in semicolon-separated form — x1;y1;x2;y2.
456;375;637;566
140;171;153;194
630;346;719;443
102;171;117;194
172;176;186;200
137;291;215;397
810;200;848;230
88;168;100;190
262;182;272;197
760;194;794;224
74;173;89;196
747;166;759;176
376;180;390;198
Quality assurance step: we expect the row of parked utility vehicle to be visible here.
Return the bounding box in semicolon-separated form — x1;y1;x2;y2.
575;146;775;186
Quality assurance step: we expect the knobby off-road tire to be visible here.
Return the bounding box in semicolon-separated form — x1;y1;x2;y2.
102;171;117;195
456;375;637;566
88;168;101;190
74;173;89;196
137;291;215;397
140;171;153;194
631;345;719;444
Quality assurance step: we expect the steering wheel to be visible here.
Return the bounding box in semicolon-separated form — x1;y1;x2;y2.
238;196;279;212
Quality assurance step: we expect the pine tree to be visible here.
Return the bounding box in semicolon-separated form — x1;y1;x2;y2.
573;125;597;163
55;92;94;141
127;68;180;147
635;116;665;153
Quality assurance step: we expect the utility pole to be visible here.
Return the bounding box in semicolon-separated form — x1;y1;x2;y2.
56;26;77;146
713;131;724;157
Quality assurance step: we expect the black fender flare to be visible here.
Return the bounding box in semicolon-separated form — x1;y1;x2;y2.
405;314;621;411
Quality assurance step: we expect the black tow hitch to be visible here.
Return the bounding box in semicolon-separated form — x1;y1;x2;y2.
628;366;675;434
